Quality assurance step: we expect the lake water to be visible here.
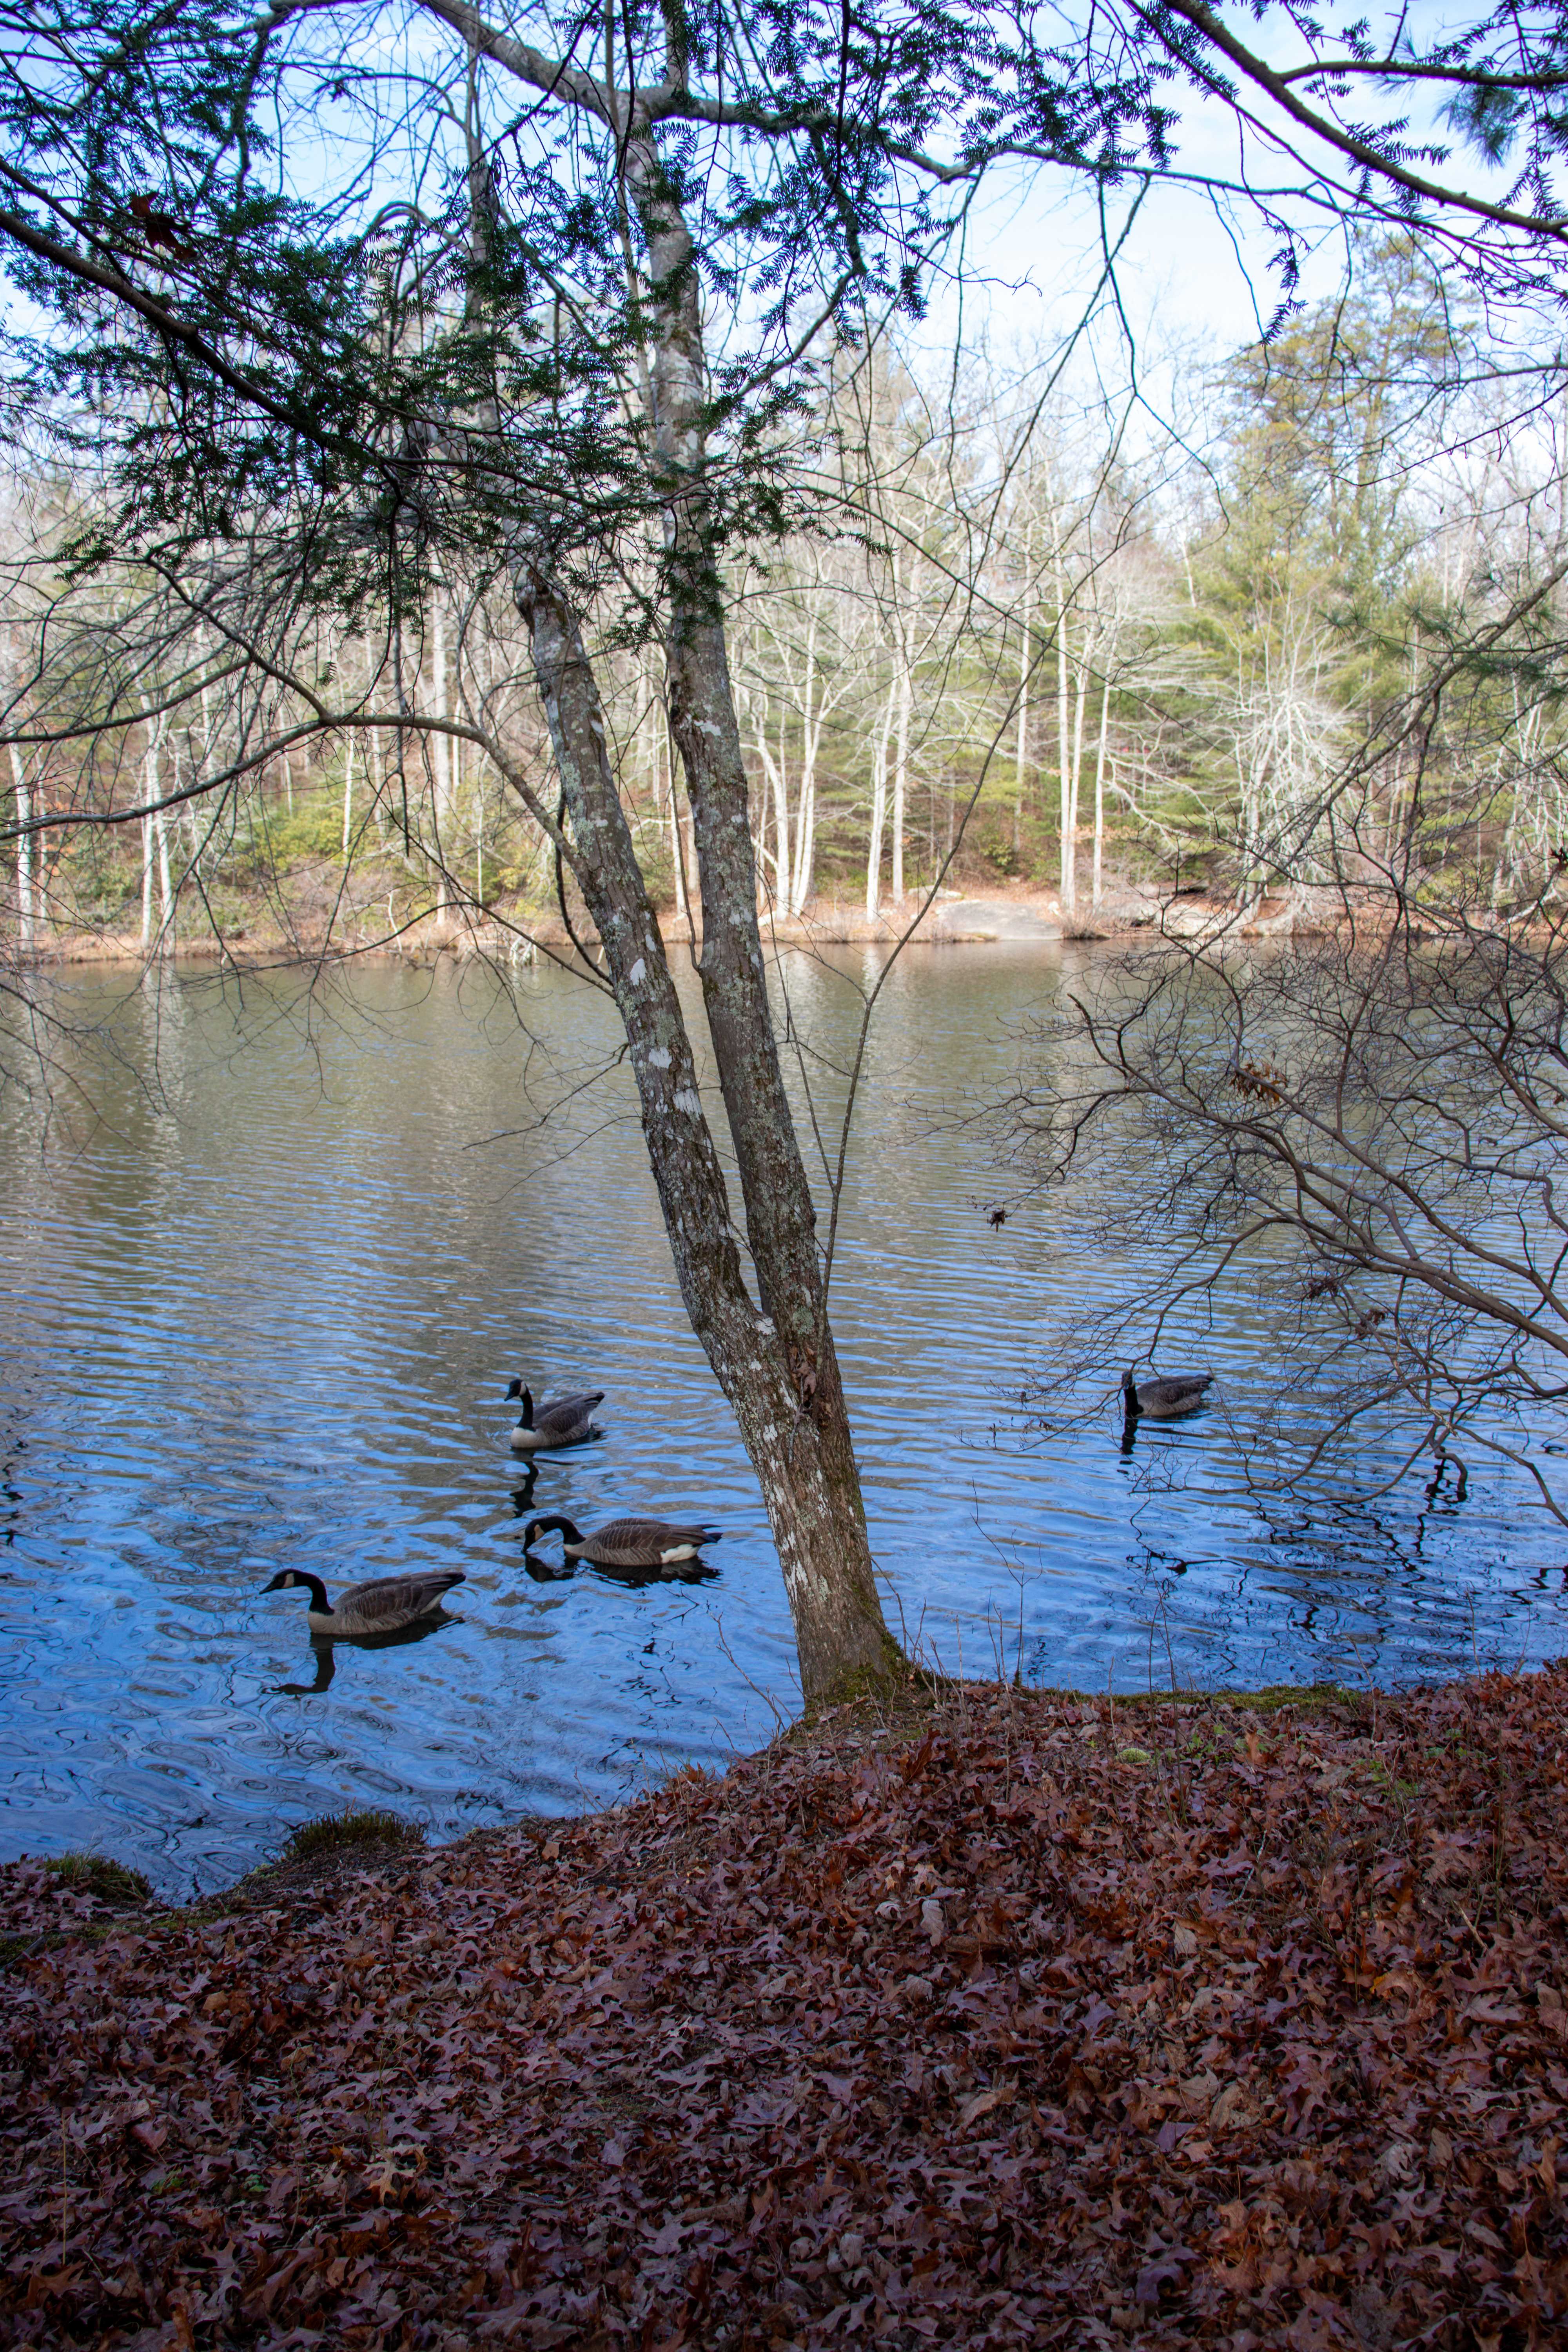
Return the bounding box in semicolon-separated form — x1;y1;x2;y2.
3;946;1565;1892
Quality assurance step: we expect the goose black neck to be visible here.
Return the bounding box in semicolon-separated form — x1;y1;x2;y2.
519;1385;535;1430
297;1572;332;1613
523;1515;581;1546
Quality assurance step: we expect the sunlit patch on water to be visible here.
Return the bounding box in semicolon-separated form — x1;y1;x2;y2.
1;950;1564;1891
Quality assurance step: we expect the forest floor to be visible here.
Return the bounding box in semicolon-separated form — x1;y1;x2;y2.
4;1665;1565;2348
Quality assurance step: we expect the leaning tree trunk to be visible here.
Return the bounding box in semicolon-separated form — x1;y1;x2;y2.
514;573;895;1699
613;118;895;1697
460;29;895;1698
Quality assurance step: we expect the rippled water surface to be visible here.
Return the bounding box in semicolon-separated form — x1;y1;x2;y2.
3;947;1565;1890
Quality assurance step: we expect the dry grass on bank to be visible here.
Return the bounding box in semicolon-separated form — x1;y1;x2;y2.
2;1668;1566;2347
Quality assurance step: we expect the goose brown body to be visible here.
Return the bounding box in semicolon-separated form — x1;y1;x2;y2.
260;1567;465;1637
521;1514;722;1570
505;1380;605;1452
1122;1369;1215;1420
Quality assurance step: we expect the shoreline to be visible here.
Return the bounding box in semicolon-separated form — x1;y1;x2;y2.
1;877;1350;973
4;1664;1564;2345
1;889;1080;970
0;1676;1354;1934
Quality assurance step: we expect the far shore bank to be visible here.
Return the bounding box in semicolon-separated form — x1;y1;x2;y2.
3;1663;1563;2347
2;873;1354;974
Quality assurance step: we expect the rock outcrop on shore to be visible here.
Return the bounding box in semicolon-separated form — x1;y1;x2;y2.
4;1668;1565;2346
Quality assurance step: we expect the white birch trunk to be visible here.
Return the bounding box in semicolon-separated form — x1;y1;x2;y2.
140;812;154;949
146;715;173;954
752;710;788;903
791;772;815;915
1068;624;1095;909
892;644;911;903
141;714;171;951
774;706;790;904
789;613;818;915
8;741;33;951
791;753;808;911
362;634;387;841
1053;550;1073;914
154;801;173;953
432;597;450;913
1092;664;1112;911
1015;590;1031;857
865;679;895;918
341;730;356;862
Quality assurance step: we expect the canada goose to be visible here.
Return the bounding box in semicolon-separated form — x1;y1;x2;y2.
504;1379;605;1452
260;1567;466;1637
521;1514;722;1570
1122;1368;1215;1421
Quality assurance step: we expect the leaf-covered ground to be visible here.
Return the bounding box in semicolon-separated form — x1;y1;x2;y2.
3;1669;1567;2348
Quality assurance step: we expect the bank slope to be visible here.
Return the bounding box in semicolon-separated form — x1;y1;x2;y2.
3;1670;1566;2347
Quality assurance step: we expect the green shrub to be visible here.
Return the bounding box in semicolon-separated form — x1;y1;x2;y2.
256;793;350;866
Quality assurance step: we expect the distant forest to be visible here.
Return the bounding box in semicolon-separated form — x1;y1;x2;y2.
8;234;1560;955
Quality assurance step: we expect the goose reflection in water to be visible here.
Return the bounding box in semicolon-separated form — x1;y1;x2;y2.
273;1610;460;1696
